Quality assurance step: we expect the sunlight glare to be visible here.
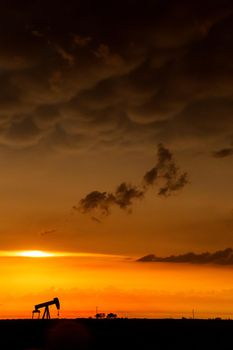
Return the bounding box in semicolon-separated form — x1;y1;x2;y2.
0;250;125;259
16;250;54;258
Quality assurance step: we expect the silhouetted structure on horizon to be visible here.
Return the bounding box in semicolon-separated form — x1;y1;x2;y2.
107;313;117;319
32;297;60;319
95;312;105;319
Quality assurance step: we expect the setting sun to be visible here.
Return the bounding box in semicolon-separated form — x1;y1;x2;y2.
0;0;233;348
16;250;54;258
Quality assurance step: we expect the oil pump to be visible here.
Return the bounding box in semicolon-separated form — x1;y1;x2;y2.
32;297;60;319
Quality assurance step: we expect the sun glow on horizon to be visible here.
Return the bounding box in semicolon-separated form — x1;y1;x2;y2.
0;250;126;259
0;250;233;320
16;250;54;258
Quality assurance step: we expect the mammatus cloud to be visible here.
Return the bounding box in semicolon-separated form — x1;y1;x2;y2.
137;248;233;265
77;144;188;218
0;1;232;152
212;147;233;158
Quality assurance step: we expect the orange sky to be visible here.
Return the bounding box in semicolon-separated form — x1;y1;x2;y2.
0;0;232;319
1;253;233;319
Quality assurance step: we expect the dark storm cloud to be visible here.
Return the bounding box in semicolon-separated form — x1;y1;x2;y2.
1;117;44;146
78;144;188;217
138;248;233;265
0;0;232;150
159;98;233;142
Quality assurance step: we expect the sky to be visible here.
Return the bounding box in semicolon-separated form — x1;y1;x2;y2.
0;0;233;318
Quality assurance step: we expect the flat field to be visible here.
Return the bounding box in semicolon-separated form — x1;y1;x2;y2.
0;318;232;350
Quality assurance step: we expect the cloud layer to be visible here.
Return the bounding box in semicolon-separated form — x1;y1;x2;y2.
138;248;233;265
212;147;233;158
0;1;232;152
78;144;188;218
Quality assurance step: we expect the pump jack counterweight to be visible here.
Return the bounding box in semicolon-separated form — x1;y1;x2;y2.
32;297;60;319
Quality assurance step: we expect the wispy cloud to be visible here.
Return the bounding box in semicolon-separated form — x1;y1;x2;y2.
54;44;75;66
77;144;188;219
39;229;57;236
78;183;144;218
212;147;233;158
137;248;233;265
143;143;188;196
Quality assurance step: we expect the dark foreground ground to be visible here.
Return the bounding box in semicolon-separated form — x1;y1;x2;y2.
0;318;232;350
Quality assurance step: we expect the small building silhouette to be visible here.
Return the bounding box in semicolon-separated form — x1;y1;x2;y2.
107;313;117;319
95;312;106;319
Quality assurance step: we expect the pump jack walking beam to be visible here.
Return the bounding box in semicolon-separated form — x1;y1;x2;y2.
32;297;60;319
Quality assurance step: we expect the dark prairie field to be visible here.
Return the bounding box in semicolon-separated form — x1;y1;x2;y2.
0;318;232;350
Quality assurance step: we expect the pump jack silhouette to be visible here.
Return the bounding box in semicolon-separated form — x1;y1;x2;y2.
32;297;60;319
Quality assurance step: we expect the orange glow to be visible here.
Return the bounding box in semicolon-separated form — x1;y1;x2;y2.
1;253;233;319
16;250;54;258
0;250;123;258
